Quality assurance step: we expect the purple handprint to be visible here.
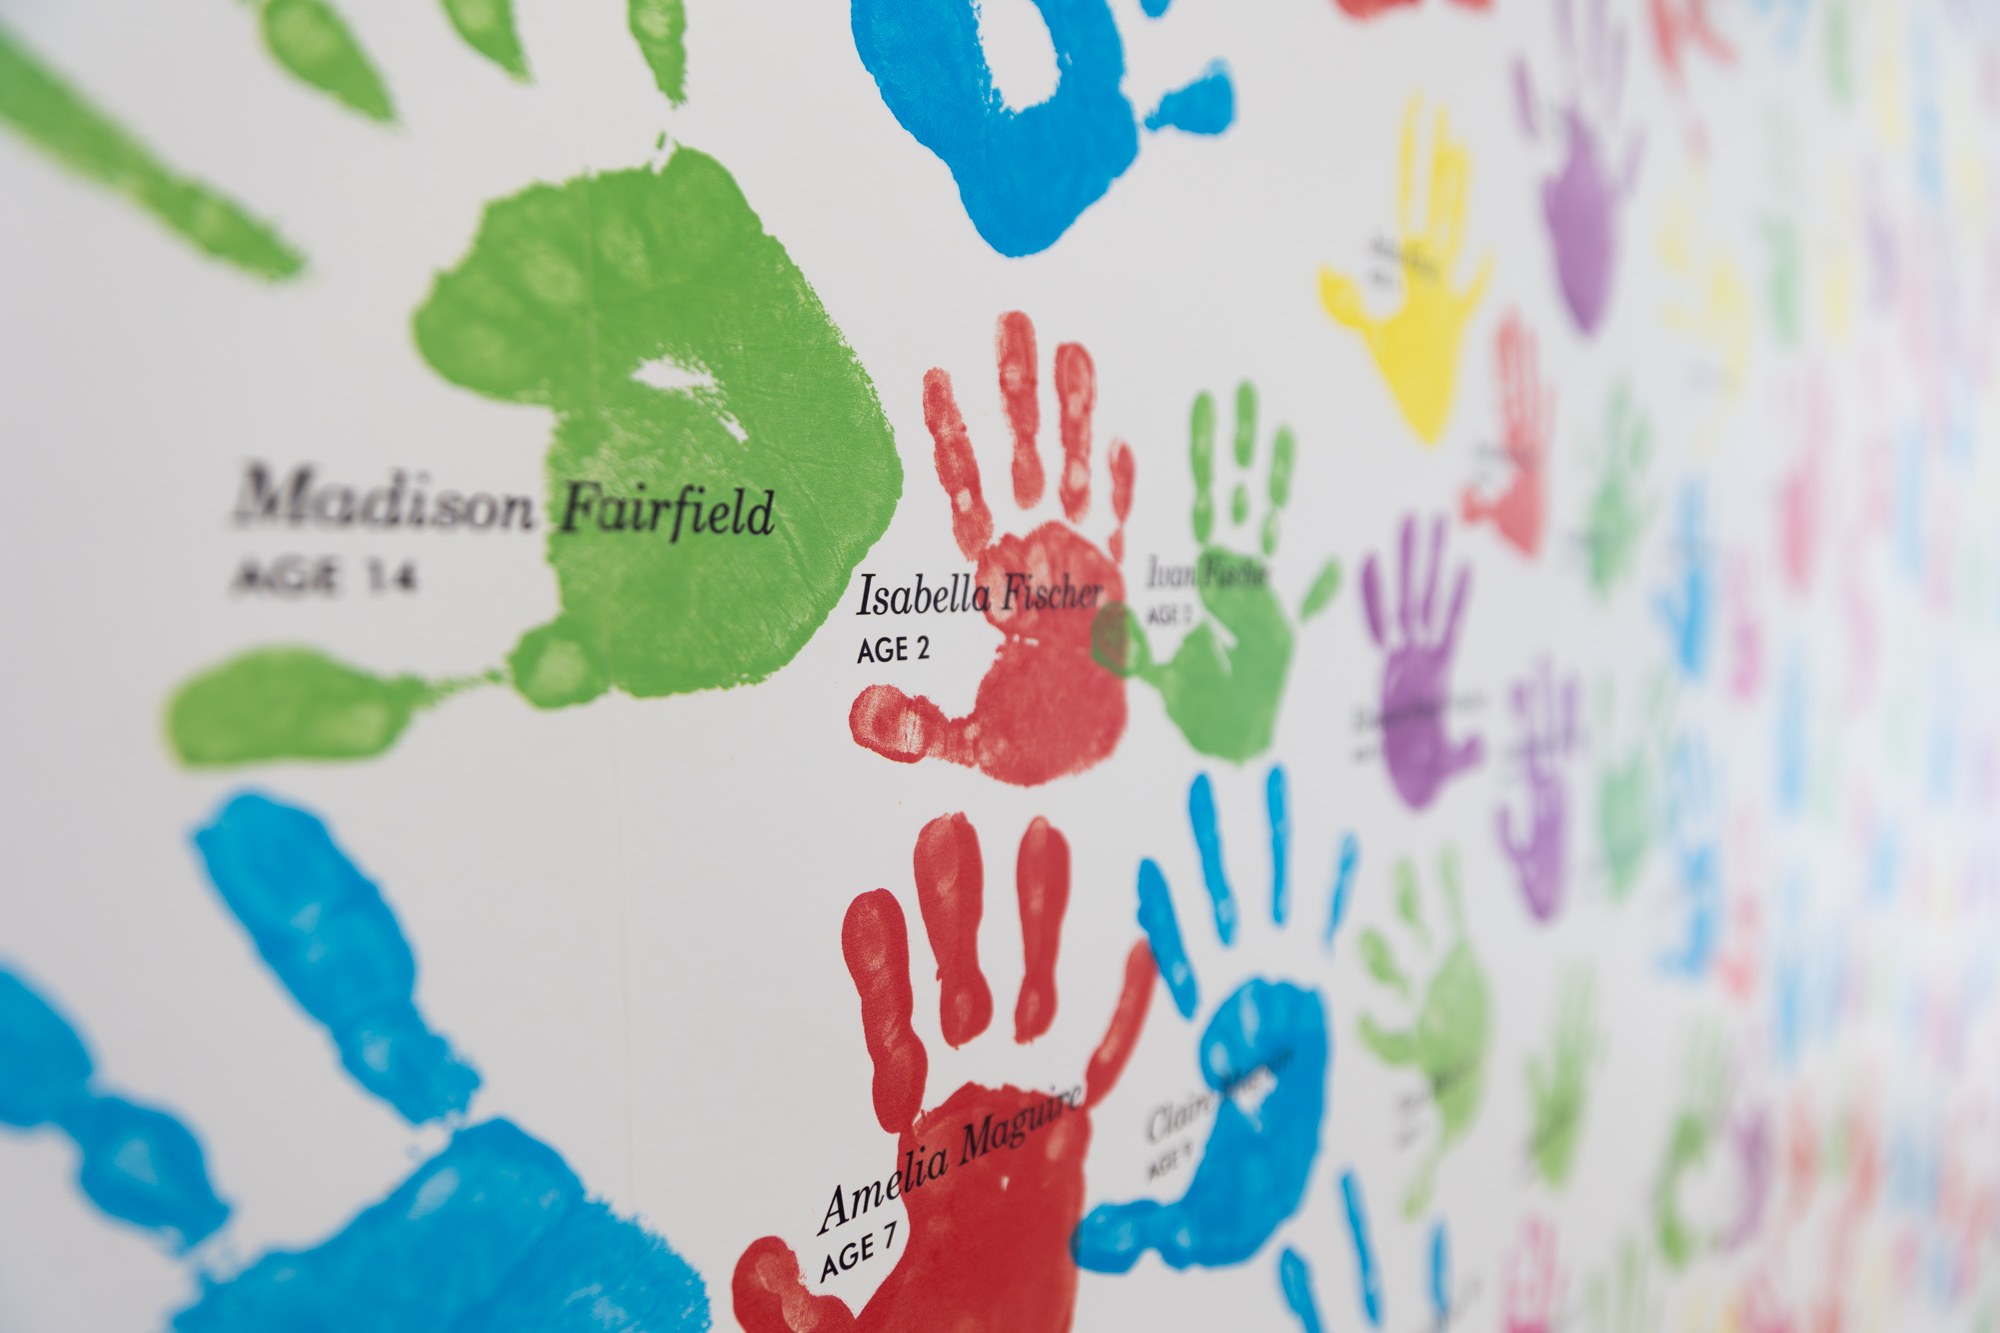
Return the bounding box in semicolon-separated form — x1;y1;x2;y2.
1363;514;1483;810
1514;0;1644;336
1496;661;1579;922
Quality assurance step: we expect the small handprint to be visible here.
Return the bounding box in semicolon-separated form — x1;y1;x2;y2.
1514;0;1645;335
734;813;1156;1333
1654;481;1717;681
1661;729;1723;976
1502;1216;1567;1333
1496;660;1581;923
1320;96;1493;445
1582;381;1654;598
1462;310;1554;558
1094;383;1342;762
849;0;1233;257
1646;0;1734;87
1363;513;1484;811
1073;768;1332;1273
1525;968;1598;1190
850;312;1134;786
1651;1024;1728;1269
2;793;710;1329
1583;1235;1662;1333
1658;178;1754;425
1357;848;1493;1216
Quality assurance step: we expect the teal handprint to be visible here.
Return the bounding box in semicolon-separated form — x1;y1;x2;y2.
1357;848;1493;1216
1095;384;1341;761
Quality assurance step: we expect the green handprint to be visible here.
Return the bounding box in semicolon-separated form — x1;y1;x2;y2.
1652;1024;1728;1270
1093;384;1340;762
1526;968;1599;1190
1357;847;1492;1217
1584;382;1654;599
1599;750;1655;902
1584;1235;1664;1333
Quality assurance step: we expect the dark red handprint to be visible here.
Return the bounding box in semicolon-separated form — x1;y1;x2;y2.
733;814;1155;1333
1363;514;1483;810
1462;311;1553;558
850;313;1136;787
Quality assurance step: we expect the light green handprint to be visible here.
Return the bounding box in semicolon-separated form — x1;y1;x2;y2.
1093;384;1340;762
1584;1235;1664;1333
1583;382;1653;599
1651;1024;1728;1270
1526;968;1599;1190
1358;848;1492;1217
1600;750;1654;902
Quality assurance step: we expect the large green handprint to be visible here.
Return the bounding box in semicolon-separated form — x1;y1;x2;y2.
1093;384;1340;762
1357;848;1493;1216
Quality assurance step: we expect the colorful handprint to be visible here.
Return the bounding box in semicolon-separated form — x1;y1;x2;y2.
1515;0;1645;335
1362;514;1483;810
849;0;1232;257
733;812;1155;1333
1320;96;1492;445
850;312;1134;786
1502;1216;1567;1333
1357;848;1493;1216
1583;382;1655;598
1661;730;1723;976
1462;311;1553;558
2;793;710;1329
1094;384;1341;762
1073;768;1332;1273
1526;969;1598;1189
1655;481;1717;680
1496;660;1580;923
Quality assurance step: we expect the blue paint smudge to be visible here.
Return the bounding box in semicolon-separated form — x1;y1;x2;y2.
1189;774;1239;945
1138;857;1198;1019
1073;979;1326;1271
173;1119;709;1332
193;792;480;1124
1145;62;1235;135
1325;834;1359;951
1268;765;1292;925
1653;480;1715;681
1278;1246;1323;1333
850;0;1139;257
1428;1221;1451;1323
1339;1169;1383;1327
0;969;228;1247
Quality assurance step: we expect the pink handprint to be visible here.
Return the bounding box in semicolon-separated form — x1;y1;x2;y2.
1496;660;1578;923
849;312;1135;787
1502;1216;1565;1333
1362;514;1483;811
1515;0;1644;335
1462;310;1553;557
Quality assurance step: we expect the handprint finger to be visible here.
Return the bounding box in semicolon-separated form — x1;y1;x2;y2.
1362;554;1388;647
1264;425;1296;557
1192;390;1218;542
1340;1170;1385;1327
1278;1247;1325;1333
1231;383;1256;526
997;311;1045;508
1190;774;1240;945
923;368;995;560
441;0;530;79
1326;835;1360;949
1440;557;1472;654
1268;766;1292;925
732;1236;858;1333
1137;859;1198;1019
1420;514;1446;636
1056;341;1096;522
913;814;993;1049
1109;438;1136;562
1397;98;1422;240
1014;817;1070;1044
1397;513;1417;644
842;890;928;1134
1084;940;1159;1107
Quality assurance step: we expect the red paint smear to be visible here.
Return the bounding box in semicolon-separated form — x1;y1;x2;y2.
1054;342;1094;523
851;316;1132;788
1462;310;1550;559
924;370;994;560
998;312;1043;509
914;814;993;1049
1013;818;1069;1044
842;890;926;1135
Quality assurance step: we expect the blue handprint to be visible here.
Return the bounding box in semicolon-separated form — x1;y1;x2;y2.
1072;768;1336;1273
850;0;1234;257
1275;1171;1453;1332
1661;732;1723;978
1654;480;1716;680
1;792;709;1331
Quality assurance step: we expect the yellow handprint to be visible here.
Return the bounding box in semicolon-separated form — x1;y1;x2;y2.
1320;96;1492;445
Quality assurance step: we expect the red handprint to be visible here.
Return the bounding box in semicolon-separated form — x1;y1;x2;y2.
850;313;1136;787
1462;310;1552;559
1648;0;1733;86
733;813;1155;1333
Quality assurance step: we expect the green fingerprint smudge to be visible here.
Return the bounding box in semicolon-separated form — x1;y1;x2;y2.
0;21;305;280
